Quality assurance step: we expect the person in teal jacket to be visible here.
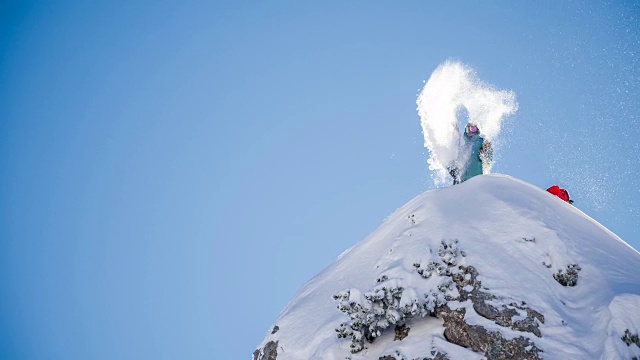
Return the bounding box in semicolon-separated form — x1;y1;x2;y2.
448;122;492;185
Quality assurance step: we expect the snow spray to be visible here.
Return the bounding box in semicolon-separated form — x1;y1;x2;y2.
417;60;518;186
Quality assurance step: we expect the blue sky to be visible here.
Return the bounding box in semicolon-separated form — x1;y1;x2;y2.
1;1;638;359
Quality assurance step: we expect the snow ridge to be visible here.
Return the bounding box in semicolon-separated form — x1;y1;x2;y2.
254;175;640;360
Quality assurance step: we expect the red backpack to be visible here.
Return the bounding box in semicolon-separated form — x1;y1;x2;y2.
547;185;573;204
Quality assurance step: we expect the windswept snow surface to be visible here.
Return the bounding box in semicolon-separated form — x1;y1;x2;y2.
256;175;640;360
417;61;518;186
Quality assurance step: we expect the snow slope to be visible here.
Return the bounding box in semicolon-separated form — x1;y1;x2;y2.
255;175;640;360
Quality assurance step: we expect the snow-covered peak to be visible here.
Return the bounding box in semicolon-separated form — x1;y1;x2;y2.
254;175;640;360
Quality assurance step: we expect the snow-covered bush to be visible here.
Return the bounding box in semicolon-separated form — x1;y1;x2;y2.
414;239;463;278
553;264;581;287
333;280;406;353
334;239;462;353
622;329;640;347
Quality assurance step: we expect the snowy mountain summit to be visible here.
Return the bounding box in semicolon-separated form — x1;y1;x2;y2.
254;175;640;360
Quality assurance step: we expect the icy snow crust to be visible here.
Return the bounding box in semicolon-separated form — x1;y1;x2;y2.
256;175;640;360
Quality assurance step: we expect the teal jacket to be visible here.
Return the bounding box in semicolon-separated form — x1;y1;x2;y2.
461;133;491;182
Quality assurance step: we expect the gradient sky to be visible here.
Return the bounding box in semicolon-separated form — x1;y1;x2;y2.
1;1;639;359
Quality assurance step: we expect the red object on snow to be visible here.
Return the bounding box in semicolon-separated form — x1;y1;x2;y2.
547;185;571;202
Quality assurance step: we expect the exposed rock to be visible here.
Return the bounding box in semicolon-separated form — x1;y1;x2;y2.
271;325;279;334
438;306;542;360
450;265;544;337
437;265;544;359
253;341;278;360
394;324;410;341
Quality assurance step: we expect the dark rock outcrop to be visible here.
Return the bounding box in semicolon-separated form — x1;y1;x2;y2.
253;340;278;360
394;324;410;341
449;265;544;337
436;265;544;359
438;307;542;360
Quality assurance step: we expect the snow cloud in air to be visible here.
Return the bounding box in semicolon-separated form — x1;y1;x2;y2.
417;60;518;186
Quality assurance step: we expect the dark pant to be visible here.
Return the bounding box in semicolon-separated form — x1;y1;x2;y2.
448;167;460;185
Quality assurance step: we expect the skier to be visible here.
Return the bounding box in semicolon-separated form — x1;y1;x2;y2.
448;122;493;185
546;185;574;204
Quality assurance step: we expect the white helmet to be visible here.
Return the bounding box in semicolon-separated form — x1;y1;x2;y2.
465;122;479;136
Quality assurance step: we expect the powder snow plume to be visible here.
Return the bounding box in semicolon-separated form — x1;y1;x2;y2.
417;60;518;186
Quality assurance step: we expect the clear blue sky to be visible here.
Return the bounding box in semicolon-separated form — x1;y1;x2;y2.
1;1;638;359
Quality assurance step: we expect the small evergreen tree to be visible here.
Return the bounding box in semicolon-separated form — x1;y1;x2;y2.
622;329;640;347
553;264;581;287
334;239;462;353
